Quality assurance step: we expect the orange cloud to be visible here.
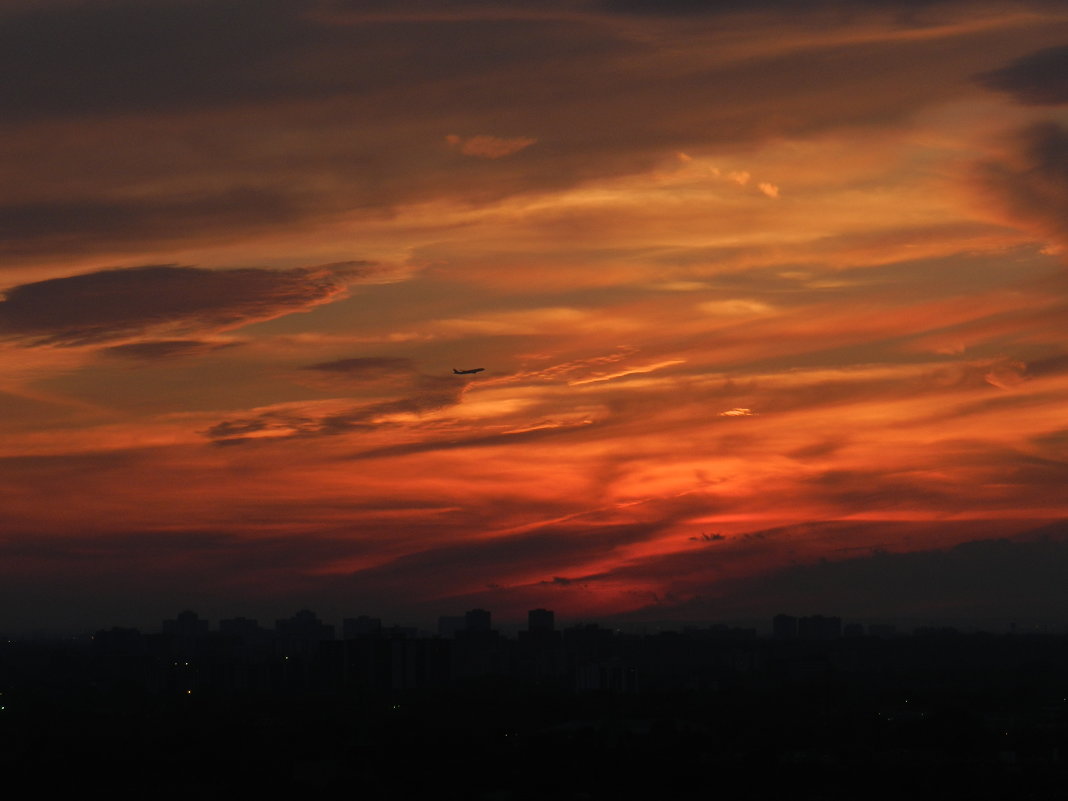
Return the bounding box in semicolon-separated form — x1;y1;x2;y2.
445;134;537;159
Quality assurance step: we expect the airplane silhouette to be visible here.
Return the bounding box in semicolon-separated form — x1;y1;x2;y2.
453;367;485;375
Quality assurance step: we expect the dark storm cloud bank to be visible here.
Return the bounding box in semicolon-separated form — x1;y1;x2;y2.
0;261;366;346
627;521;1068;626
977;45;1068;105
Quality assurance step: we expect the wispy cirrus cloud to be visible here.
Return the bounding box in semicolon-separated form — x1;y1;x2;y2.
204;360;464;444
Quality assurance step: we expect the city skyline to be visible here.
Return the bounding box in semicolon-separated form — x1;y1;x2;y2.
3;1;1068;634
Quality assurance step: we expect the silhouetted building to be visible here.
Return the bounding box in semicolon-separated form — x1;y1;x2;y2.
799;615;841;641
773;613;798;640
218;616;271;658
528;608;554;633
163;610;209;638
162;610;210;659
214;617;273;691
576;658;638;693
518;610;564;683
389;637;451;689
343;615;382;639
93;626;144;657
464;608;492;633
438;616;465;638
276;609;334;659
690;624;757;640
219;616;265;641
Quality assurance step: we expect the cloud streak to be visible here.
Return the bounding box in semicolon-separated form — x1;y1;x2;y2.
102;339;243;360
0;261;368;346
446;134;537;159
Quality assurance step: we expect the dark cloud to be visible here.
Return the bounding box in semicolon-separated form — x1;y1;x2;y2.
0;448;152;478
303;356;415;377
1;0;1014;263
346;419;601;460
0;261;367;346
0;512;659;631
787;439;849;460
0;0;629;122
975;121;1068;244
602;0;889;13
0;0;315;121
205;382;464;444
689;532;725;542
542;576;576;586
976;45;1068;106
0;187;306;258
324;518;661;605
1026;352;1068;378
597;519;1068;625
0;3;640;258
102;339;243;360
684;525;1068;624
0;528;349;573
0;527;376;633
207;355;471;444
1031;428;1068;462
803;468;954;513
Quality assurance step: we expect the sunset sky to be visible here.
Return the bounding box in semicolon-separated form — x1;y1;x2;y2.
4;0;1068;634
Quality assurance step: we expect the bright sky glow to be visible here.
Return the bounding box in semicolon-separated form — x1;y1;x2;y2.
3;0;1068;632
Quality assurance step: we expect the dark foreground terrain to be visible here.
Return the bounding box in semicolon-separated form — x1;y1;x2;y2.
4;627;1068;799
